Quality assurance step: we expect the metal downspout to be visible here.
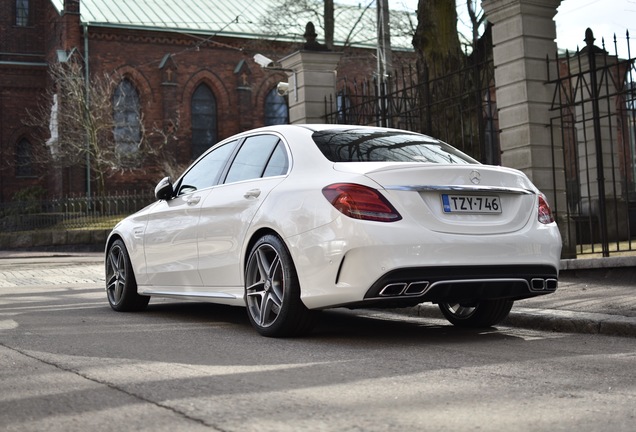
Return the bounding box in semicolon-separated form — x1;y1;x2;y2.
83;22;91;197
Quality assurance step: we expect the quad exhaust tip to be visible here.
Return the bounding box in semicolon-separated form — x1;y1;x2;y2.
379;281;430;297
379;278;557;297
531;278;558;291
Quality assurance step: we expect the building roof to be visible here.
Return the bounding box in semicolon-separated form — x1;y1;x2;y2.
50;0;416;51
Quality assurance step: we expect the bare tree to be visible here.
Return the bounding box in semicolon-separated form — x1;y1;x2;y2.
26;57;179;196
262;0;328;42
413;0;463;79
28;58;123;196
411;0;495;161
145;114;189;181
466;0;485;49
26;55;195;197
261;0;377;49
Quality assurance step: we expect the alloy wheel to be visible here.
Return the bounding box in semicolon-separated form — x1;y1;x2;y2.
442;302;477;319
245;243;285;328
104;239;149;311
106;243;127;306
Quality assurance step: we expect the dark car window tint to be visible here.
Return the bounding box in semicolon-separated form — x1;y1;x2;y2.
312;129;476;164
263;142;289;177
178;140;238;195
225;135;280;183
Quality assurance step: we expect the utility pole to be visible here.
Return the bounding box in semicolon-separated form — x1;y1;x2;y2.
376;0;393;126
376;0;393;79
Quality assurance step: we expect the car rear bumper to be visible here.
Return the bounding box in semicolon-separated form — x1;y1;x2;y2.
286;216;562;310
354;264;558;309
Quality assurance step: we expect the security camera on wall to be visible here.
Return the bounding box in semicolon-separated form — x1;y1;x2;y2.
276;82;289;96
253;54;274;68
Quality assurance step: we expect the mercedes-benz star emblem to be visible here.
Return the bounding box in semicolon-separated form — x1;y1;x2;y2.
469;170;481;185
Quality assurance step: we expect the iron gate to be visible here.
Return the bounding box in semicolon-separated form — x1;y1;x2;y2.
324;58;499;165
548;29;636;256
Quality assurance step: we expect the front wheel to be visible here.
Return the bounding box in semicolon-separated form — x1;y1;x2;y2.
244;234;315;337
438;299;513;328
105;239;149;312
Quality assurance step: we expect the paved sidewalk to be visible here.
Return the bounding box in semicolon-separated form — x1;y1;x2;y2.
1;250;635;337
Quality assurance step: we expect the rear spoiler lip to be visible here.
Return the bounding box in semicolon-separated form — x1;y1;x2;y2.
384;185;536;195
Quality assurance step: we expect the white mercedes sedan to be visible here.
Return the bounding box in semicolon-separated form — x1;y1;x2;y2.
105;125;562;337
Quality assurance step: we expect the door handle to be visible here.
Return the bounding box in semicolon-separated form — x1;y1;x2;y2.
185;196;201;205
244;189;261;199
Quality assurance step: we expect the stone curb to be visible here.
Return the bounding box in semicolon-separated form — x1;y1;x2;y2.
0;229;110;250
561;255;636;270
408;304;636;338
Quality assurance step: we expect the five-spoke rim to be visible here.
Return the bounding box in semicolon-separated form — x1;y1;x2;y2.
106;244;126;305
245;243;285;328
442;302;476;318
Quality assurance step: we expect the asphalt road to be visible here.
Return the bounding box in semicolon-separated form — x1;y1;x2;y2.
1;256;635;431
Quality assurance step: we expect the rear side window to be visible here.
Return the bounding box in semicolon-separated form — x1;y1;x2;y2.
312;129;476;164
262;142;289;177
225;135;289;183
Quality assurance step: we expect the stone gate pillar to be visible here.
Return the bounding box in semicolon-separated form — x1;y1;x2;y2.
482;0;573;257
279;50;342;124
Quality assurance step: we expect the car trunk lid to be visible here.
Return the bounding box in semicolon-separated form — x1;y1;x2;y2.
335;163;537;235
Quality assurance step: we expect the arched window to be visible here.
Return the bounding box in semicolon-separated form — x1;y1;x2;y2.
264;87;289;125
16;0;29;26
16;138;34;178
191;84;217;159
113;79;141;165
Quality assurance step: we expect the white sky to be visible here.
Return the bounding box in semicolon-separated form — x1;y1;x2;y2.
341;0;636;57
556;0;636;56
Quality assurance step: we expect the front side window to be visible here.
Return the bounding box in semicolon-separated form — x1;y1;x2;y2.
312;129;477;164
113;79;141;165
16;0;29;26
264;88;288;126
178;140;238;195
16;138;34;177
191;84;218;159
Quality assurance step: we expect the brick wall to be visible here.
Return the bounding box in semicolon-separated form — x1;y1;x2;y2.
0;0;51;201
0;0;416;199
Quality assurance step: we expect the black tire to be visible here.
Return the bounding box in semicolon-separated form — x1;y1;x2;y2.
105;239;150;312
438;299;513;328
244;234;315;337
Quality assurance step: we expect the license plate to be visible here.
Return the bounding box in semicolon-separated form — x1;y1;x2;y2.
442;194;502;214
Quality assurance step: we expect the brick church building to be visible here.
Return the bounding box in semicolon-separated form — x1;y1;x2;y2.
0;0;415;201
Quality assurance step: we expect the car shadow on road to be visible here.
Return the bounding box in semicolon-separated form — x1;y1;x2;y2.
143;300;250;326
142;301;526;345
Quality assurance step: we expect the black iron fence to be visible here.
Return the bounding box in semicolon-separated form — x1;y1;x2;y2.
326;32;636;258
548;29;636;257
0;191;155;232
324;58;499;165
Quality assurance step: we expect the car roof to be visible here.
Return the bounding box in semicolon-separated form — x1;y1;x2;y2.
243;124;431;136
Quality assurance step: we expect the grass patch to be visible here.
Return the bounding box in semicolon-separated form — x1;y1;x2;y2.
577;240;636;258
55;215;124;230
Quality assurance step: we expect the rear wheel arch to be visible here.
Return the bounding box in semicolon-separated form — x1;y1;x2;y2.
243;228;283;277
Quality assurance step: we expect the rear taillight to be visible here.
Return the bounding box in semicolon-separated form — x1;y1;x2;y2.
538;194;555;224
322;183;402;222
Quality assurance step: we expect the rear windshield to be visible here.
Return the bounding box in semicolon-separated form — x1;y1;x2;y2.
312;129;476;164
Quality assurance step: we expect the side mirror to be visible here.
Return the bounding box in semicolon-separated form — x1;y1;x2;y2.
154;176;174;201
